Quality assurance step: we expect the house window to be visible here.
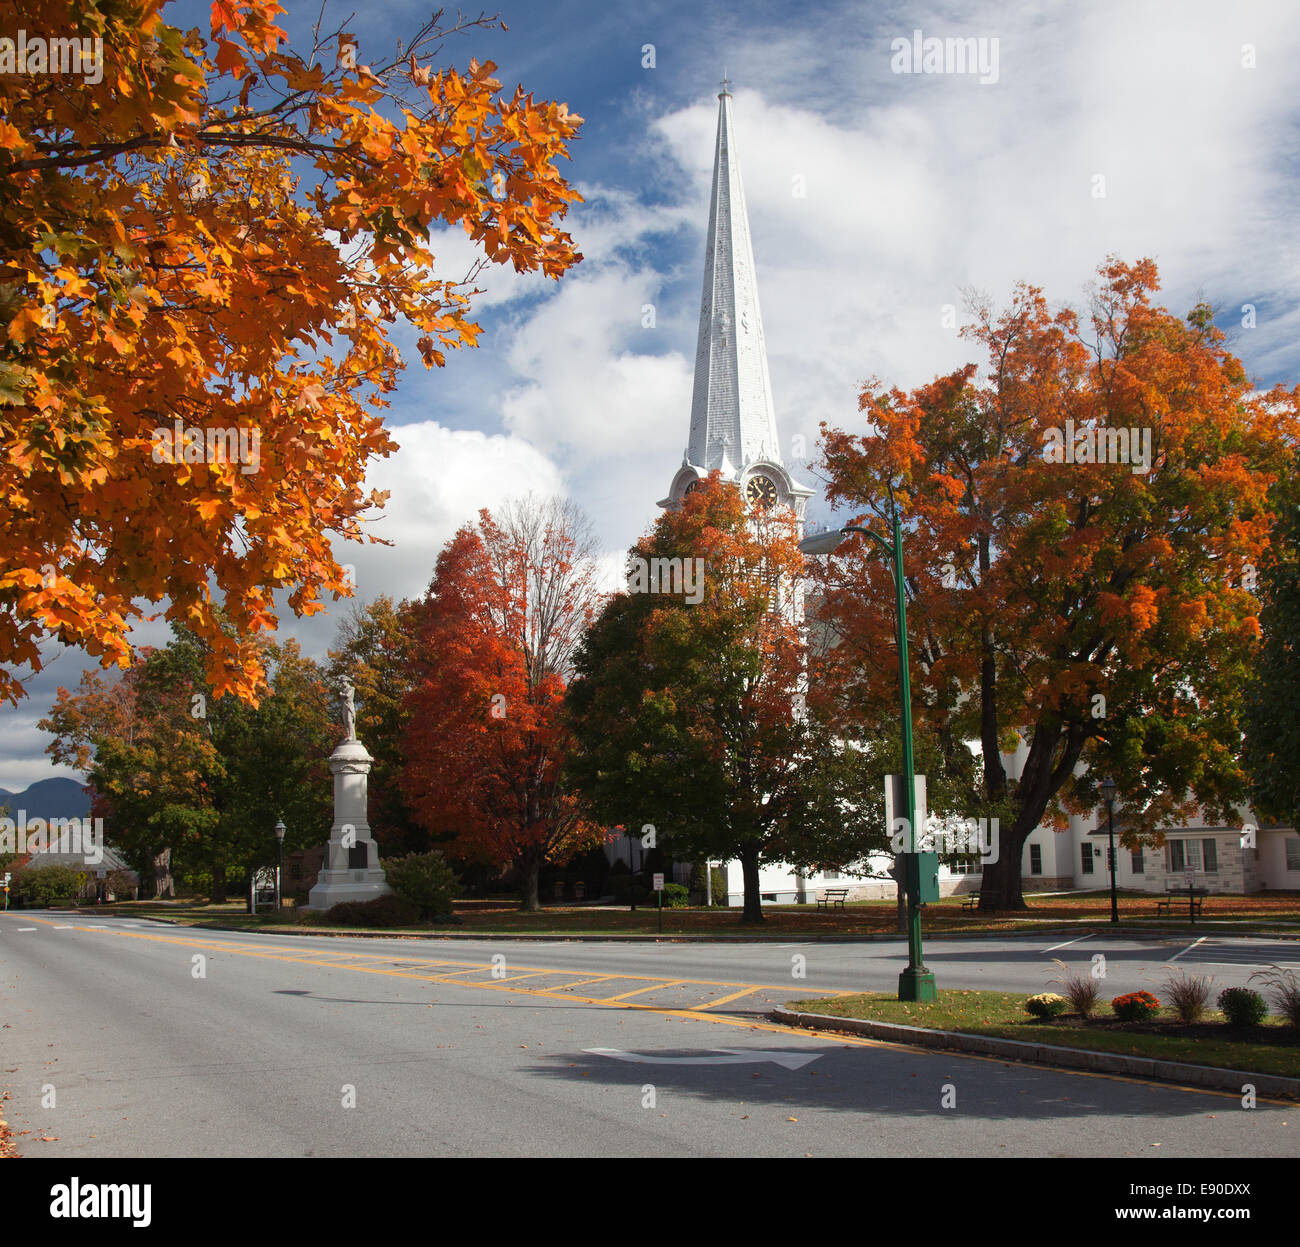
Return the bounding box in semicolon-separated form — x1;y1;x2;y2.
1081;845;1094;874
1167;839;1218;874
1131;849;1144;874
1029;844;1042;875
823;870;840;881
948;858;982;875
1287;839;1300;872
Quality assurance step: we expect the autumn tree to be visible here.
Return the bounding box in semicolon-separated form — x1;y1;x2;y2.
1;0;583;705
816;258;1299;909
566;476;875;923
401;498;605;910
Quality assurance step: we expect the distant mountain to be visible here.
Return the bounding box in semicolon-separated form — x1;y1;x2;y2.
0;777;92;820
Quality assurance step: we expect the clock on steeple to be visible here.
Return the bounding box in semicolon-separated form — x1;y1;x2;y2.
745;474;778;507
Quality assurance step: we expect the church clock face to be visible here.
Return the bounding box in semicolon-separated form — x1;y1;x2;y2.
745;474;778;507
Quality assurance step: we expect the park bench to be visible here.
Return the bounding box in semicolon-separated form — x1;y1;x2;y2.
1156;889;1206;917
817;888;849;909
961;893;980;911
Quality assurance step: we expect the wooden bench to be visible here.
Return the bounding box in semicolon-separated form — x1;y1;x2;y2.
961;893;980;911
1156;894;1204;917
817;888;849;909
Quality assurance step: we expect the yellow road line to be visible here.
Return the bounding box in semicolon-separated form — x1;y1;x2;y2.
548;976;617;990
602;980;687;1001
697;985;765;1009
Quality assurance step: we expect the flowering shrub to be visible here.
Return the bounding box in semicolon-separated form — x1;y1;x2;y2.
1025;993;1068;1018
1111;990;1161;1022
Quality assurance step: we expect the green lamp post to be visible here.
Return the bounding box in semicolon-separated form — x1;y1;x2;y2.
800;508;937;1002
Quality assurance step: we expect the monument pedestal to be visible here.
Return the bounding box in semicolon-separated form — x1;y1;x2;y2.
305;738;392;910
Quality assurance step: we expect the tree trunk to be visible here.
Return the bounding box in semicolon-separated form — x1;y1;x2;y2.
739;847;764;924
520;859;541;912
210;855;227;904
979;819;1027;910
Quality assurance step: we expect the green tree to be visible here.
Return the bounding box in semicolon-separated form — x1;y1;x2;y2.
41;623;333;900
566;477;874;923
1243;448;1300;827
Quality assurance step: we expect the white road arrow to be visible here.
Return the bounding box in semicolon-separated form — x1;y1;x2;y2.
584;1048;821;1070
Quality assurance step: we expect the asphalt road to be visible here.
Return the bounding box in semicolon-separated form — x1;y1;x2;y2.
1;912;1295;1158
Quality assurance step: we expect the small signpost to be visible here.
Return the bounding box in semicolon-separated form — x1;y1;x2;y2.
1184;866;1197;925
250;866;277;915
2;871;9;911
653;873;664;933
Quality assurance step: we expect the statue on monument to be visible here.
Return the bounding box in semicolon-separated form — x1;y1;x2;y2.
305;675;391;909
341;678;357;742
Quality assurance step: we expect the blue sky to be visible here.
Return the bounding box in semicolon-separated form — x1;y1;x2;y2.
4;0;1300;789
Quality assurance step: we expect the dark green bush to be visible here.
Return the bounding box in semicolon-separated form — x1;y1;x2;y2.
12;864;88;906
1217;987;1268;1027
659;882;689;908
324;894;420;927
382;851;459;919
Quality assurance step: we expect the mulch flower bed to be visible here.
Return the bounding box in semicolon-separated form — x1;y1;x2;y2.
1029;1014;1299;1047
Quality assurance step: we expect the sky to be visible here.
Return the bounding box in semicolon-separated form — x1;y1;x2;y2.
4;0;1300;791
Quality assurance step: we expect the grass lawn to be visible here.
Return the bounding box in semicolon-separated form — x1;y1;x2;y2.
73;890;1300;937
786;989;1300;1080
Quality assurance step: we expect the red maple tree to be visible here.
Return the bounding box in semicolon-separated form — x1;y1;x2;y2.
401;499;605;909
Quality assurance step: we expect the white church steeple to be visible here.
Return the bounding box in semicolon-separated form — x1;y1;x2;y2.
661;81;813;517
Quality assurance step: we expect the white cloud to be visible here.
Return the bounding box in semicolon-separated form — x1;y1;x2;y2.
337;422;568;604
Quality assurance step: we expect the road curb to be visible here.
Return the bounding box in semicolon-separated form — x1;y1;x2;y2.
66;913;1300;943
771;1008;1300;1099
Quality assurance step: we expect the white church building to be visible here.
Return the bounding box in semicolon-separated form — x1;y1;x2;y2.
655;84;1299;907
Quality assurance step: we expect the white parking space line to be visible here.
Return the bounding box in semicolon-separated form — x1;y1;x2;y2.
16;927;36;932
1202;961;1300;970
1167;936;1206;962
1042;935;1093;953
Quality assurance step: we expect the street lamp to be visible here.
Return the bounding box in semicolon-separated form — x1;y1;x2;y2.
1099;777;1118;924
274;818;286;911
800;514;936;1002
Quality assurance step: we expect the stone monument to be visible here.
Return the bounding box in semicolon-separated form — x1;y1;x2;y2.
305;679;393;910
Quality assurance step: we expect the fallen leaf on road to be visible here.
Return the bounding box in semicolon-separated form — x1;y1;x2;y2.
787;1117;798;1122
40;1136;58;1142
